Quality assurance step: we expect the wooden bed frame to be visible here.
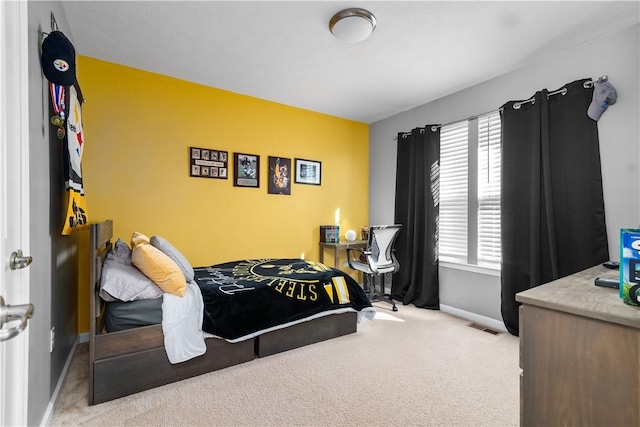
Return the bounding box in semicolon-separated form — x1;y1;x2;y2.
89;220;358;404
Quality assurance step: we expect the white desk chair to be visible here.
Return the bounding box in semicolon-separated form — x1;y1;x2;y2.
346;225;401;311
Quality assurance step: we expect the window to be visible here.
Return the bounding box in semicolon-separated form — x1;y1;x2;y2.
439;112;501;269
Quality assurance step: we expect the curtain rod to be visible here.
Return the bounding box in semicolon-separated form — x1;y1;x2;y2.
394;108;499;140
394;75;608;140
512;75;607;110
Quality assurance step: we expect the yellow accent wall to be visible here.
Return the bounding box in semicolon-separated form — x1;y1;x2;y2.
77;56;369;333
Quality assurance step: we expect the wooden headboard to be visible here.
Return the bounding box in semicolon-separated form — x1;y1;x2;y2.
89;220;113;327
88;220;113;392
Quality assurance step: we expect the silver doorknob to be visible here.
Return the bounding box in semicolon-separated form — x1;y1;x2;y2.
0;296;34;342
10;249;32;270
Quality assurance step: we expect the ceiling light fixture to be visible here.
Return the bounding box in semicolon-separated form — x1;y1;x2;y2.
329;8;376;43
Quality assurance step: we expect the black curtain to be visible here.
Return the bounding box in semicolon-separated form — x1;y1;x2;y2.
500;79;609;335
392;126;440;309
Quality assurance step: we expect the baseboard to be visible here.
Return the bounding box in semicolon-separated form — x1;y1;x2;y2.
39;335;79;427
79;332;89;343
439;304;507;333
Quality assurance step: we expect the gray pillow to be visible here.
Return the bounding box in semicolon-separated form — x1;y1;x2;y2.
150;235;195;282
99;258;163;302
106;238;132;266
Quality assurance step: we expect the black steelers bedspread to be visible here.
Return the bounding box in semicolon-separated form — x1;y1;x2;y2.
194;258;374;342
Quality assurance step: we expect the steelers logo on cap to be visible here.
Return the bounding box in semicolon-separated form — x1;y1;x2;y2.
53;59;69;72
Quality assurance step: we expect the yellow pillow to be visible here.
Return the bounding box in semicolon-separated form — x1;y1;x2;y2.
132;243;186;297
131;231;150;248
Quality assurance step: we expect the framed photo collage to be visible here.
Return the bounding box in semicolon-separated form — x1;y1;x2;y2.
190;147;321;194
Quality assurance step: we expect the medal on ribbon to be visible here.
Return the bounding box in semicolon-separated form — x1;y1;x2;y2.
50;83;66;137
50;115;65;127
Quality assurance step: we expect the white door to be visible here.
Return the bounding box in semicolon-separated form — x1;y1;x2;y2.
0;1;31;426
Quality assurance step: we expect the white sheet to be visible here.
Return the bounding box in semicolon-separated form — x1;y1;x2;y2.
207;306;376;343
161;281;206;363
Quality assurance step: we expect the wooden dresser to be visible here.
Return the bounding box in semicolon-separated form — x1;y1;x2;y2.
516;265;640;426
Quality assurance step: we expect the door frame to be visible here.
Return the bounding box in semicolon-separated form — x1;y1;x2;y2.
0;1;31;425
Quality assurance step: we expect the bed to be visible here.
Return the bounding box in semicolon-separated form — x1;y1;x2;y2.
89;220;374;404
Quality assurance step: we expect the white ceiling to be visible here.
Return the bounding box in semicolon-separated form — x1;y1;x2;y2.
60;1;640;124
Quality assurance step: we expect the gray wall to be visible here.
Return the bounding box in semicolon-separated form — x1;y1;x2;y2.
27;2;78;425
369;24;640;324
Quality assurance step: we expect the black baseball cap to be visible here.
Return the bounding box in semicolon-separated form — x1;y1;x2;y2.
40;31;76;86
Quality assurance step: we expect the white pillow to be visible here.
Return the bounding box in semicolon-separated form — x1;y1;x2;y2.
150;235;195;282
99;258;163;302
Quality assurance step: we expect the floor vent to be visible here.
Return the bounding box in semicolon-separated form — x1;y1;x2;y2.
467;322;501;335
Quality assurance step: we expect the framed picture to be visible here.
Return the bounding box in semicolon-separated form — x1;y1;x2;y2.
234;152;260;188
294;158;321;185
190;147;228;179
268;156;292;195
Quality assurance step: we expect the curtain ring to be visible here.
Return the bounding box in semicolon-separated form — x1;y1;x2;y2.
431;126;439;132
513;98;535;110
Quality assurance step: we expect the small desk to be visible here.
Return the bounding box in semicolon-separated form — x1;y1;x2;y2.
319;240;367;269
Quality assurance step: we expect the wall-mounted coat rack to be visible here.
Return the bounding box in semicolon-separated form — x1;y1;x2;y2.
51;11;59;32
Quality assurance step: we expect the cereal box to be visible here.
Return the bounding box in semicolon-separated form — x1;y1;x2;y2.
620;228;640;306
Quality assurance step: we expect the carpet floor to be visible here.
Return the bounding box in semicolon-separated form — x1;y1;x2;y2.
49;303;520;426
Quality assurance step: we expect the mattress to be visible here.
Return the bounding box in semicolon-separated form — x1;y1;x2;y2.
104;297;162;332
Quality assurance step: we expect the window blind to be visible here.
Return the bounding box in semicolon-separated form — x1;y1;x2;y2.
477;112;502;267
439;121;468;263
